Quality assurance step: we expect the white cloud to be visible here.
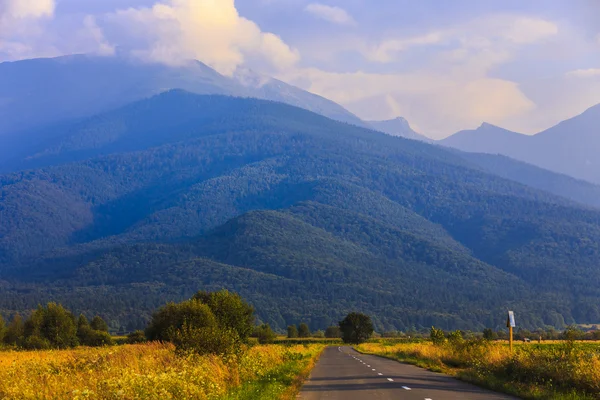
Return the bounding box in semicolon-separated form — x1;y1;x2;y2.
82;15;115;56
305;3;355;26
281;67;534;137
567;68;600;78
0;0;55;21
106;0;299;75
366;33;442;63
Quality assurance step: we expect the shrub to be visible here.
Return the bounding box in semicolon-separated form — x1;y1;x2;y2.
255;324;277;344
192;290;255;342
325;326;341;338
0;315;5;343
127;330;147;344
430;326;447;345
339;312;373;344
169;322;240;356
313;330;325;339
22;335;51;350
3;313;24;346
287;325;298;338
90;316;109;333
298;323;311;338
25;303;78;349
145;300;217;341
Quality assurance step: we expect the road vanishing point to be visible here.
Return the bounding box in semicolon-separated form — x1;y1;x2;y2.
299;347;517;400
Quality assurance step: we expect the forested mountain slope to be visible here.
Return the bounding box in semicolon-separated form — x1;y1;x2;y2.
1;91;599;331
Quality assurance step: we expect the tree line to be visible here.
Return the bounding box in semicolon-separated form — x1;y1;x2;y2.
0;290;375;353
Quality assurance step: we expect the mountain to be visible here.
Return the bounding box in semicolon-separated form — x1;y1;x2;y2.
0;54;363;146
367;117;431;142
441;105;600;184
2;91;600;332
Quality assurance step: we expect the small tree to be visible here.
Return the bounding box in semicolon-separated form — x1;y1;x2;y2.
77;314;91;342
28;303;78;349
298;323;311;338
430;326;446;345
325;326;341;338
482;328;497;341
0;314;5;343
193;290;255;342
90;316;109;333
313;330;325;338
287;325;298;338
145;300;218;341
4;313;24;346
339;312;374;344
127;330;147;344
255;324;277;344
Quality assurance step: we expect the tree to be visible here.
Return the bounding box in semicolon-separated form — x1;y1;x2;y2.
255;324;277;344
0;314;5;343
145;300;217;341
339;312;374;344
4;313;24;345
77;314;91;342
287;325;298;338
483;328;497;341
313;330;325;338
90;316;109;332
24;303;78;349
430;326;446;345
192;290;255;342
298;323;311;338
325;326;341;338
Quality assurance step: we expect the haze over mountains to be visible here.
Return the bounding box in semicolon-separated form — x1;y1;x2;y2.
442;105;600;184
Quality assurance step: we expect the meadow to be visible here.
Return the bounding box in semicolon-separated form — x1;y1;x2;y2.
357;339;600;400
0;342;324;400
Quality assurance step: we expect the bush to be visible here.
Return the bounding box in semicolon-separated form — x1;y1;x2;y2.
127;330;147;344
430;326;447;345
0;315;5;343
25;303;78;349
22;335;51;350
169;322;240;356
192;290;255;343
287;325;298;338
3;313;24;346
313;330;325;339
90;316;109;333
482;328;497;341
145;300;217;341
80;329;114;347
255;324;277;344
325;326;341;338
339;312;373;344
298;323;311;338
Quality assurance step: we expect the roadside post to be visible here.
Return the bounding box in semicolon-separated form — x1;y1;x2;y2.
507;311;516;352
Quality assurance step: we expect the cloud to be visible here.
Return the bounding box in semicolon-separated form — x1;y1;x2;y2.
105;0;299;75
82;15;115;56
567;68;600;78
0;0;55;21
366;33;442;63
281;67;534;137
305;3;355;26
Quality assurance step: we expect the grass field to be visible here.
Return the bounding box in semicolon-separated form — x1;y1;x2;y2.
0;342;324;399
357;340;600;399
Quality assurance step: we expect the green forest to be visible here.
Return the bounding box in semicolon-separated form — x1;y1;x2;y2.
1;91;600;332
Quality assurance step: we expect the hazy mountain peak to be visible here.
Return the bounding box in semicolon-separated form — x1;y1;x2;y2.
367;117;431;142
232;67;272;88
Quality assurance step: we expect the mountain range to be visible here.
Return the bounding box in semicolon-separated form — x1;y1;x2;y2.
2;88;600;332
442;104;600;184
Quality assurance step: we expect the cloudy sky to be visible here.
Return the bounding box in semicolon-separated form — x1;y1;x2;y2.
1;0;599;138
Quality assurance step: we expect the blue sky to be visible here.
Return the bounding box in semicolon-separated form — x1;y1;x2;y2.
1;0;599;138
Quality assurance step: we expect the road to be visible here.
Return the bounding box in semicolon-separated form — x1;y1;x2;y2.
298;346;518;400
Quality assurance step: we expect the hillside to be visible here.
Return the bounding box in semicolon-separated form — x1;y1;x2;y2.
441;105;600;184
2;91;600;331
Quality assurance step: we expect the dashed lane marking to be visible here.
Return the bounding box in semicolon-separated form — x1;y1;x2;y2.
402;386;412;390
377;373;383;376
387;378;394;382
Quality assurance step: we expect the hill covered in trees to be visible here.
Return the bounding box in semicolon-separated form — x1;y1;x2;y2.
1;91;600;332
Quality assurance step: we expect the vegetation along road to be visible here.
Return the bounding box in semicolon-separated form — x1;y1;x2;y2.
299;347;516;400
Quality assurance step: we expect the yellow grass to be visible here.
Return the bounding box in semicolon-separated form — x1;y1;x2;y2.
357;341;600;399
0;342;323;400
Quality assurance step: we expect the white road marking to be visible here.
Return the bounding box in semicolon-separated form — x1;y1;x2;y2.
402;386;412;390
425;398;433;400
372;369;376;371
367;365;371;367
387;378;394;382
378;373;383;376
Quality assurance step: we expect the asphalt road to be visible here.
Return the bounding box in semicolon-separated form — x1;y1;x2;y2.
298;346;518;400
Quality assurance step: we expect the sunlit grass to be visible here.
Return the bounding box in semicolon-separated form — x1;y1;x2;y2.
358;341;600;399
0;342;324;399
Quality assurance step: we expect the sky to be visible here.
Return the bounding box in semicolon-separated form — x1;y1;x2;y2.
1;0;599;138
